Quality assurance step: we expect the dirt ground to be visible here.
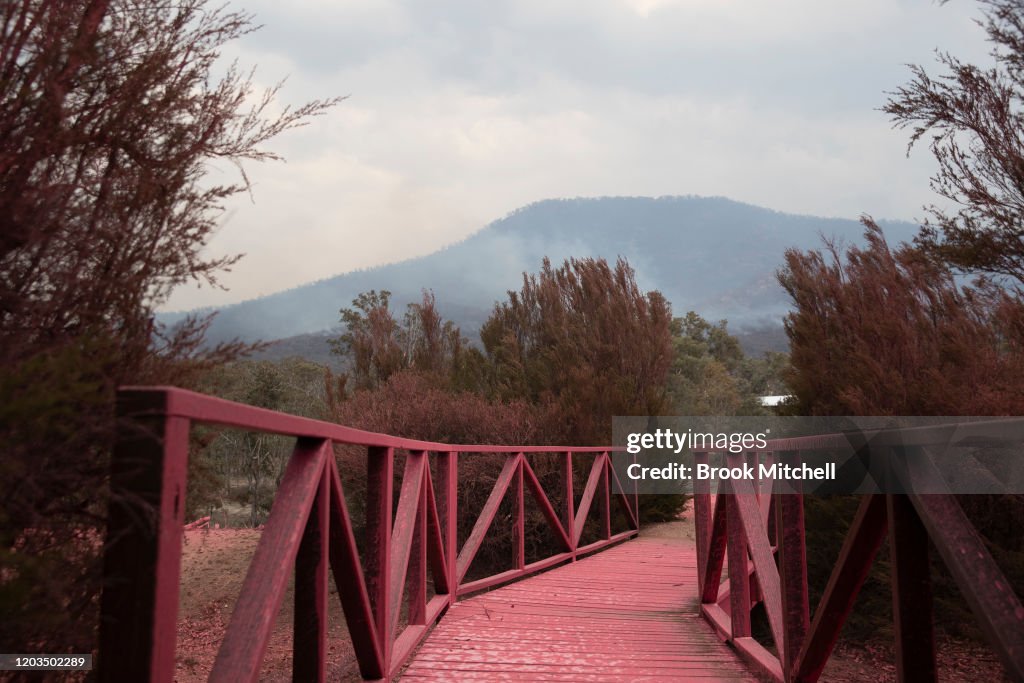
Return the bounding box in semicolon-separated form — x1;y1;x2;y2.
175;506;1012;682
175;528;363;682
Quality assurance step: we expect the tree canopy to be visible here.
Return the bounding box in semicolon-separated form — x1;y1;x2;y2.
886;0;1024;286
0;0;338;655
480;257;675;443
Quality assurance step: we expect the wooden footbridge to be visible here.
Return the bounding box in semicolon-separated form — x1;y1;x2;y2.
98;387;1024;682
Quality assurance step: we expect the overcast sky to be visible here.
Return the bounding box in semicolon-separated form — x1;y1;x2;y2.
163;0;993;311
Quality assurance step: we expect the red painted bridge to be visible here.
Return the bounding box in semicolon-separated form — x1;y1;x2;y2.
97;387;1024;682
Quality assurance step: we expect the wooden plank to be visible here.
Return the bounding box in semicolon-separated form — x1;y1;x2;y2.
889;448;1024;680
576;530;637;556
733;637;784;683
601;453;612;540
118;386;614;456
403;538;757;682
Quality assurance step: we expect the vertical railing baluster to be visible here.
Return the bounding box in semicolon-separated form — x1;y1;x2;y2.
366;446;394;671
887;487;936;680
100;390;190;683
406;462;427;625
294;454;330;682
632;451;639;528
564;451;576;561
745;450;763;606
725;476;751;638
693;451;711;597
775;450;809;682
602;452;612;540
514;454;525;570
438;451;458;604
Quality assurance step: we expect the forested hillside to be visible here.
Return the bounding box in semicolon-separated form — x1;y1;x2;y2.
162;196;917;346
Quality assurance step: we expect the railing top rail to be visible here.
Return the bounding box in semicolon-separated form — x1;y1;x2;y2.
119;385;615;453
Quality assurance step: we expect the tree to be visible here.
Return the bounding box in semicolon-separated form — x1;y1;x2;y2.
779;221;1024;415
0;0;338;654
193;357;330;525
778;223;1024;642
480;257;675;444
778;0;1024;647
329;289;470;392
667;312;788;416
885;0;1024;286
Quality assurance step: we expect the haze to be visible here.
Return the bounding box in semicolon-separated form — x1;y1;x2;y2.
163;0;991;312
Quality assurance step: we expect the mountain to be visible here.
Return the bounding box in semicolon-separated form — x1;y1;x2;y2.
162;196;919;353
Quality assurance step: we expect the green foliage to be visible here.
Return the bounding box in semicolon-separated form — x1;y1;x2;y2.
668;311;789;416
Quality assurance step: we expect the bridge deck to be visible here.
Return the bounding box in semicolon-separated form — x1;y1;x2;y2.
400;536;757;681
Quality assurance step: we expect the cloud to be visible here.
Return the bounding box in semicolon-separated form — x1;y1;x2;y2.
163;0;993;311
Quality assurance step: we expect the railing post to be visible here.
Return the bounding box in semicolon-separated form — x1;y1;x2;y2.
693;451;711;597
746;450;763;607
632;451;640;529
887;491;936;680
725;476;752;638
406;456;427;626
602;452;612;540
294;453;330;682
564;451;576;560
438;451;458;604
99;389;189;683
514;454;525;570
775;450;809;682
366;446;394;671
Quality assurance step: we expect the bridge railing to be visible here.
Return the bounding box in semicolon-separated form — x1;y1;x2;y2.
693;422;1024;683
98;386;638;682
